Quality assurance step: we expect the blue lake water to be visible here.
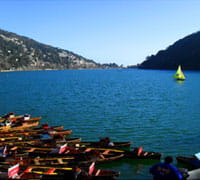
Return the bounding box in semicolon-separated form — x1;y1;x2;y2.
0;69;200;179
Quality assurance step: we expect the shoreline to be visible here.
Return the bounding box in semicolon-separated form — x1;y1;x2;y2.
0;67;129;73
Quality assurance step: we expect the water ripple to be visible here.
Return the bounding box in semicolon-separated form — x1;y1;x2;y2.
0;69;200;179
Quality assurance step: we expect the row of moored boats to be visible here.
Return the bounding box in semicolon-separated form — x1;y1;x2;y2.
0;112;197;179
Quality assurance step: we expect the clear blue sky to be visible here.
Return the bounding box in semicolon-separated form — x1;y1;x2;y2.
0;0;200;66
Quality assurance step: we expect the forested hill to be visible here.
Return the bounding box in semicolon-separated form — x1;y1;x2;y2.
0;29;118;71
139;31;200;70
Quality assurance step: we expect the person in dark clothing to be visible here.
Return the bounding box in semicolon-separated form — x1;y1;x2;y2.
150;156;183;180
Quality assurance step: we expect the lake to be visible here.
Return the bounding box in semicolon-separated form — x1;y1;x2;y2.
0;69;200;179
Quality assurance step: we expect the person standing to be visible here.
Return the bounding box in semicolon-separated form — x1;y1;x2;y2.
150;156;183;180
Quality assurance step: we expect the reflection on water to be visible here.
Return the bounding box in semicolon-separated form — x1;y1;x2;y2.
175;80;185;84
97;158;161;179
135;164;143;173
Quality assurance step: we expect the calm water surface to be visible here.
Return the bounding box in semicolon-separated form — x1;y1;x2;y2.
0;69;200;179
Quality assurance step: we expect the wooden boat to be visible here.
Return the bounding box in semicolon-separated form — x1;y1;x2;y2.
0;130;39;137
29;125;64;132
22;165;73;175
0;125;64;137
0;137;28;145
39;137;82;145
176;156;200;168
173;65;186;81
0;112;16;120
34;124;64;131
0;134;76;149
78;147;124;163
0;163;74;179
69;141;132;149
2;153;92;167
11;141;72;152
0;163;120;180
80;146;161;160
0;163;41;179
12;121;39;130
0;113;41;123
124;147;162;159
15;116;41;123
0;121;39;132
25;146;124;164
0;136;22;141
83;137;132;148
20;162;120;180
48;129;72;135
1;156;77;166
176;156;196;164
65;138;81;143
19;129;73;144
0;139;39;146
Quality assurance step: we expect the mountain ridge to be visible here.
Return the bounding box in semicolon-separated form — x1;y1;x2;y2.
0;29;118;71
139;31;200;70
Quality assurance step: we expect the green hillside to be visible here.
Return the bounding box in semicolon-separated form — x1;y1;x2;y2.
0;29;118;71
139;31;200;70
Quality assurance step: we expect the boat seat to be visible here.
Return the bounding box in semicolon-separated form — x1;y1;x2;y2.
57;158;64;164
34;159;40;165
95;169;101;176
103;150;110;155
27;148;36;152
46;168;56;174
85;148;91;152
